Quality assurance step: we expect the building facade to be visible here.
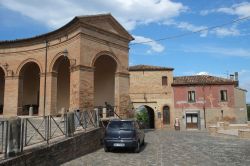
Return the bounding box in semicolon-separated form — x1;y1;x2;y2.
129;65;175;129
173;75;248;130
0;14;133;117
129;65;248;130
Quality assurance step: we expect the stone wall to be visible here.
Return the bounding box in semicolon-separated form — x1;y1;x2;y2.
0;128;103;166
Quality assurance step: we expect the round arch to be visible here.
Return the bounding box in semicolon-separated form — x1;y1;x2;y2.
93;54;117;108
0;65;7;76
51;55;71;114
16;58;43;76
136;105;155;129
162;105;170;125
49;51;73;73
18;62;41;115
91;51;121;72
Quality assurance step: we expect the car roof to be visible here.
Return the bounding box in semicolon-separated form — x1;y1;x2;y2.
110;119;136;122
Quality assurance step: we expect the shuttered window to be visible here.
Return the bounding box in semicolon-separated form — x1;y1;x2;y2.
188;91;196;102
162;76;168;86
220;90;228;101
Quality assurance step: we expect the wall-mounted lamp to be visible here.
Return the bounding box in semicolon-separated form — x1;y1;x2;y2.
63;49;68;57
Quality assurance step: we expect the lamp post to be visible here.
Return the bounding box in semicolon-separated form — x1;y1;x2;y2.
43;41;48;117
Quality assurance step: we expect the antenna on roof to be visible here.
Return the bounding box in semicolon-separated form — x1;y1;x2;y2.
224;70;229;79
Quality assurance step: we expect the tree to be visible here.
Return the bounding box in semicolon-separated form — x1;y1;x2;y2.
136;111;149;128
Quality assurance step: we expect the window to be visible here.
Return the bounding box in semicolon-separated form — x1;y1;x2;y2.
162;76;168;86
188;91;195;102
220;90;228;101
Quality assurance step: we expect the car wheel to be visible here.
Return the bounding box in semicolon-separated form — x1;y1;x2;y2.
134;141;140;153
142;138;145;146
104;146;110;152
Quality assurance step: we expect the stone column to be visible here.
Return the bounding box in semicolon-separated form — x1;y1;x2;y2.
70;65;94;111
39;72;57;116
3;76;21;116
115;72;130;118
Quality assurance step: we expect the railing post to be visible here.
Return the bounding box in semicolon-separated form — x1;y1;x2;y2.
66;112;75;137
4;121;8;158
20;118;24;153
103;108;107;118
74;110;81;128
83;111;87;131
94;108;99;127
6;117;22;158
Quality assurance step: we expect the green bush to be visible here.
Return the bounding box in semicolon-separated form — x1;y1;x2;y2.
136;111;149;128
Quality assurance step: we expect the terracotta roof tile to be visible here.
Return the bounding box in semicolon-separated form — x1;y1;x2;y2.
129;65;174;71
172;75;236;86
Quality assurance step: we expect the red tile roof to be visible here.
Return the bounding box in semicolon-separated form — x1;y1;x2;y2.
172;75;236;86
129;65;174;71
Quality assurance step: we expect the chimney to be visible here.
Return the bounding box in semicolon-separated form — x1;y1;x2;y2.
234;72;239;87
234;72;238;81
229;74;234;80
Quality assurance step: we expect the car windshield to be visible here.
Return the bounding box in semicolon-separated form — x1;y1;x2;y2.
108;121;133;130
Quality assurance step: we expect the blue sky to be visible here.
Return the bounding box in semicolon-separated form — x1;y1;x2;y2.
0;0;250;102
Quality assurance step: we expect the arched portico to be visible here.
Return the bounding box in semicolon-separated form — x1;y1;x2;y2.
18;62;41;115
93;54;117;107
52;56;70;114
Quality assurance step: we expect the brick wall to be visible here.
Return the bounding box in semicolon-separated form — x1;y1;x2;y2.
0;128;103;166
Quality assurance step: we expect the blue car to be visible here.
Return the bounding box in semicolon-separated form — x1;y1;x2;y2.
103;119;145;153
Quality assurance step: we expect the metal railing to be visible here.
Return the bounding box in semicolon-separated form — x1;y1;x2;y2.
0;110;100;160
0;120;8;157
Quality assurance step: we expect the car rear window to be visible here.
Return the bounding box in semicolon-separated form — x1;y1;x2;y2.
108;121;133;130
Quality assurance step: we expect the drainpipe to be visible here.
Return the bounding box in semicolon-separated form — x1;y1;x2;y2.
43;40;48;117
203;84;206;129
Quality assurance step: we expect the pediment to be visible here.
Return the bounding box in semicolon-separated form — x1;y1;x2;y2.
77;14;134;41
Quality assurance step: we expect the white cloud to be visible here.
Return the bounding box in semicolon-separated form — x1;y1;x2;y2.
132;35;165;53
183;45;250;58
210;26;240;37
0;0;187;30
196;71;209;75
200;2;250;17
164;20;240;37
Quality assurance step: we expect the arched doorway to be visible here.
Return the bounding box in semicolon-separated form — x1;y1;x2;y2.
0;67;5;114
145;105;155;128
163;106;170;125
19;62;40;115
136;105;155;129
94;55;117;108
52;56;70;114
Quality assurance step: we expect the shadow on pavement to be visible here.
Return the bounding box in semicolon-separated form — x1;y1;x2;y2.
105;142;148;153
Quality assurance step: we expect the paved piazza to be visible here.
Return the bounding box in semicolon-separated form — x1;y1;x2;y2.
63;130;250;166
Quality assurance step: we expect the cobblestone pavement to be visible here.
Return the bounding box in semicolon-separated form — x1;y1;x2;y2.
63;129;250;166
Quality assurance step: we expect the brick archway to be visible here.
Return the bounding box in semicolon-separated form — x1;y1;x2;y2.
18;61;41;115
91;51;121;72
93;54;117;107
51;56;71;114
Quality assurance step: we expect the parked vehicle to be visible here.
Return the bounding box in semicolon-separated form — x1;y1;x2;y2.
103;119;145;153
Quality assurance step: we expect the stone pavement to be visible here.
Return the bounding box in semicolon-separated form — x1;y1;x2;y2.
63;129;250;166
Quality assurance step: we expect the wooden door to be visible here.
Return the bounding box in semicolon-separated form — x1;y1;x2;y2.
186;114;198;129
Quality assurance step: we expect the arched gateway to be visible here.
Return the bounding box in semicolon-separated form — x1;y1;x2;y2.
0;14;133;116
